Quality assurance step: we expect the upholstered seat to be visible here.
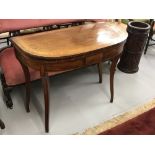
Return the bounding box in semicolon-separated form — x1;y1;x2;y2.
0;47;63;86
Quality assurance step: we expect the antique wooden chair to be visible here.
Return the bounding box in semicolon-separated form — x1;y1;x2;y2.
144;19;155;54
0;19;86;109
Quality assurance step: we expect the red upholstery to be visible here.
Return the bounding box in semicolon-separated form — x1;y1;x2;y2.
0;19;84;33
0;47;64;86
87;19;111;22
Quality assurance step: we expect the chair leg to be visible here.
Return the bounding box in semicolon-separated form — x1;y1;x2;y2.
0;119;5;129
0;73;13;109
144;37;150;54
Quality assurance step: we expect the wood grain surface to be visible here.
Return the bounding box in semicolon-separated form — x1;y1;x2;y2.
12;22;127;58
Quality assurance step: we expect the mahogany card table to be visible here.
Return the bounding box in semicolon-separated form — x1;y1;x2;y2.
11;22;127;132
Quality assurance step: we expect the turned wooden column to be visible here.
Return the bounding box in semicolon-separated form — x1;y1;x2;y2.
117;21;150;73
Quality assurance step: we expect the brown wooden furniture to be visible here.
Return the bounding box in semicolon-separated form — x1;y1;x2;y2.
144;19;155;54
11;22;127;133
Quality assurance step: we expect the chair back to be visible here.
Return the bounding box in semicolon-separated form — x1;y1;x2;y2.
0;19;85;33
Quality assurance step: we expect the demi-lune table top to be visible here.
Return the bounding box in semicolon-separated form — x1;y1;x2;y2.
11;22;127;59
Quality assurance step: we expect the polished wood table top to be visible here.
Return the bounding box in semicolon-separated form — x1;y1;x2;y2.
11;22;127;133
12;22;127;59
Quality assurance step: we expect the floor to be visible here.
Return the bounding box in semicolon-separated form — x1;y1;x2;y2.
0;44;155;135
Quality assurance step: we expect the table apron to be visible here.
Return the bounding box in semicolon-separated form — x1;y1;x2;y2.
16;42;124;72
